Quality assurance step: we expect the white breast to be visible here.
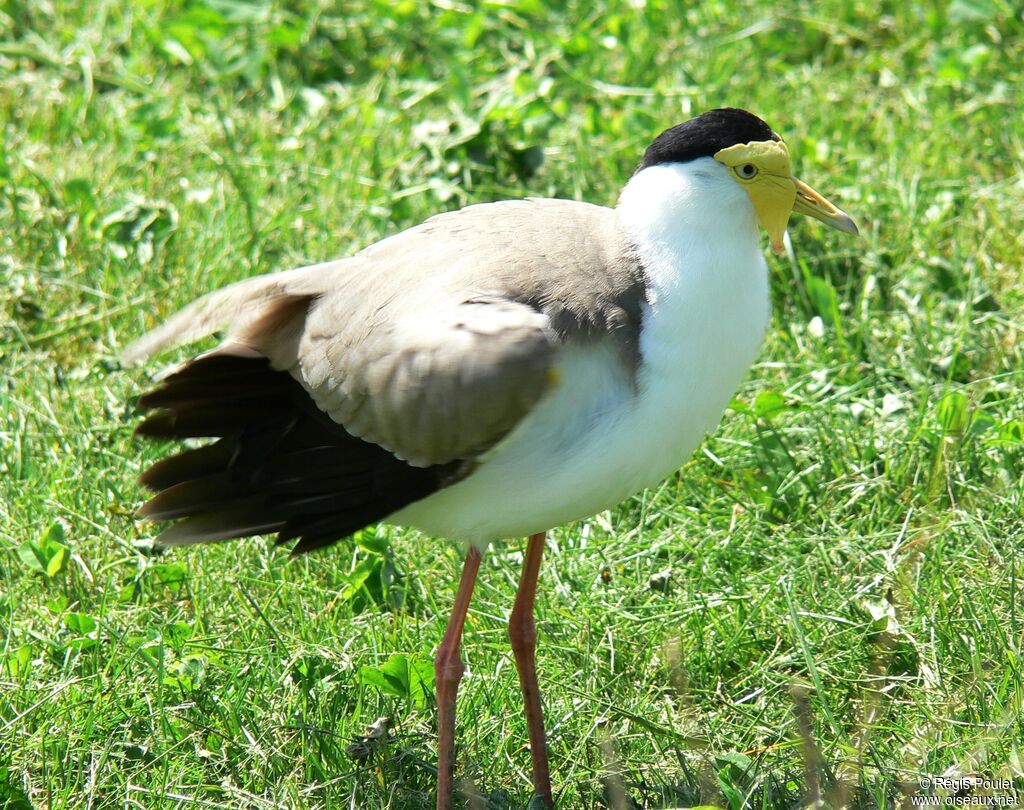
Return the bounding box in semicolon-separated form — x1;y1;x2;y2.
390;159;770;545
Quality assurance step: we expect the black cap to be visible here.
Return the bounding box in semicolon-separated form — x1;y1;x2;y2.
639;108;778;170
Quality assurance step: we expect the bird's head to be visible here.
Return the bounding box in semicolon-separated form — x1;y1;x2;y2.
638;108;858;253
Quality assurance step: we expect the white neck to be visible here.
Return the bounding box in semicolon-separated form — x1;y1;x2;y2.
616;158;761;298
614;157;771;424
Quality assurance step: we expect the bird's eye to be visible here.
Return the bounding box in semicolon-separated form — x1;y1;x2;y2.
736;163;758;179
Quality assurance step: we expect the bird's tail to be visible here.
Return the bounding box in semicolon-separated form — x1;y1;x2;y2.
134;349;447;554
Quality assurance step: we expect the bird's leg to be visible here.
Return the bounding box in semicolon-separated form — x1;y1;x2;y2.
434;545;482;810
508;531;553;807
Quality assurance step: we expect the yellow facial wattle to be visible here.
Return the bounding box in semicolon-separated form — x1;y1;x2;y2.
714;138;858;253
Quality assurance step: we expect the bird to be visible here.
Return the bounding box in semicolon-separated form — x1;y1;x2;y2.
123;108;858;809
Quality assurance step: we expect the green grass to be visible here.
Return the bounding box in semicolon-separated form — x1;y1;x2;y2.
2;1;1023;807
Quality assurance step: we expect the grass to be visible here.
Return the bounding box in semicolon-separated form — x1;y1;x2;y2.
1;0;1023;807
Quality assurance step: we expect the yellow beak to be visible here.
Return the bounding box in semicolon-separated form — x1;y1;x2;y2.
792;178;859;239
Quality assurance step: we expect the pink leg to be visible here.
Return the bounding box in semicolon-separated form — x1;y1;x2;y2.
508;532;554;807
435;546;482;810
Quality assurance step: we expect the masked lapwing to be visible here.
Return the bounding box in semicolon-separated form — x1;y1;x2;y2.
123;108;858;809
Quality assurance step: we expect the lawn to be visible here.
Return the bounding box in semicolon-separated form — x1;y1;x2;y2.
1;1;1023;808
